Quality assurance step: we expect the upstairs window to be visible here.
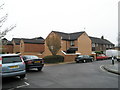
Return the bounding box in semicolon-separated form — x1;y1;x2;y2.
70;41;75;46
92;43;95;47
96;44;98;47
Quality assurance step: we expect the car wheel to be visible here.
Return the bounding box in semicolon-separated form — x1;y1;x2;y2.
76;61;79;63
20;74;26;79
91;59;93;62
37;67;42;71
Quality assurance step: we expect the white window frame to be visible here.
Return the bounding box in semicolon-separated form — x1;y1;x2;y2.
92;43;95;47
70;41;75;46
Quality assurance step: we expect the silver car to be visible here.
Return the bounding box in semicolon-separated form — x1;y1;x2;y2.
1;54;26;78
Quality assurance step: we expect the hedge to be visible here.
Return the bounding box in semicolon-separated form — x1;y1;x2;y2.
43;55;64;64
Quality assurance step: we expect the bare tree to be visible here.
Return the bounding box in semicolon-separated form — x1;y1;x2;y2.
0;3;16;53
46;33;61;56
0;3;16;39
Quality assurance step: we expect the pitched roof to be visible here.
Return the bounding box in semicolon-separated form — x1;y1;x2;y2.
52;31;85;41
22;39;44;44
12;38;21;45
89;36;114;45
6;41;13;45
32;37;44;40
12;38;44;44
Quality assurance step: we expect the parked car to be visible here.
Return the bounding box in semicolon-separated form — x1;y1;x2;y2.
96;54;109;60
1;54;26;78
75;55;93;63
22;55;44;71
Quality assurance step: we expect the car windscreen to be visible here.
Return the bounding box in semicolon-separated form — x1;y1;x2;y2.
84;55;89;58
78;56;84;58
2;56;22;64
24;56;39;59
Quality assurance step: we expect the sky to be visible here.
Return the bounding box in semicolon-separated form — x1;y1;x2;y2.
0;0;119;45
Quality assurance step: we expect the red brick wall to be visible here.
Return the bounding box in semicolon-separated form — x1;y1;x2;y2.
64;54;77;62
24;43;44;53
3;45;13;53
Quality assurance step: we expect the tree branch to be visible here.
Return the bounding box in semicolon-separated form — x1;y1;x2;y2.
0;3;4;10
0;14;8;28
0;25;16;38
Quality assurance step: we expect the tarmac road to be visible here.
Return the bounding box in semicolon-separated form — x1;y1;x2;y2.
2;60;119;89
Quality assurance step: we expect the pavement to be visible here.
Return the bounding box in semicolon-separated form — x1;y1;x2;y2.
102;61;120;75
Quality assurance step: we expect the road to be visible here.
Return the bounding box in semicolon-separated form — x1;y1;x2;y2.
2;60;119;89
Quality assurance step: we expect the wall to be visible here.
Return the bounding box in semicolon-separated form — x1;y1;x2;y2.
63;54;77;62
20;40;25;53
13;41;20;53
24;43;44;53
77;32;92;55
61;40;78;51
2;45;13;53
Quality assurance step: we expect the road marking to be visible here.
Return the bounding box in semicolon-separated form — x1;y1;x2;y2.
100;65;118;76
100;65;106;72
24;77;28;80
8;88;15;90
16;82;29;88
7;82;30;90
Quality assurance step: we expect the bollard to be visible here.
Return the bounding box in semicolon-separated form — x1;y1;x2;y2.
112;56;114;65
112;59;114;65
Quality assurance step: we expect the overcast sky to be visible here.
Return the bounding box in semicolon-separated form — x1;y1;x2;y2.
0;0;119;45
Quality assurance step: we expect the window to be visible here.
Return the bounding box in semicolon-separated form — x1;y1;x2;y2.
96;44;98;47
70;41;75;46
110;45;112;48
92;43;95;47
106;45;108;48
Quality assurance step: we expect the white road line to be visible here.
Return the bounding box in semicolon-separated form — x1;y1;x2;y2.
24;77;28;80
7;82;29;90
100;65;118;76
16;82;29;88
100;65;106;72
8;88;15;90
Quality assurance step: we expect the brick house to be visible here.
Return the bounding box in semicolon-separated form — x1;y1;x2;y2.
90;36;114;52
20;38;44;55
43;31;92;57
9;37;45;57
114;46;120;51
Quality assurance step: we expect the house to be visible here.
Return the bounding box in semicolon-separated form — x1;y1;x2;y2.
43;31;92;57
90;36;114;52
10;37;45;57
114;46;120;51
20;38;44;55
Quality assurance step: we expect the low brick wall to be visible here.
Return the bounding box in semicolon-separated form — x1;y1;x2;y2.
63;54;77;62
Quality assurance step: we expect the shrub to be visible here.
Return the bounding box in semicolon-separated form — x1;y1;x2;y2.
43;55;64;64
95;51;103;54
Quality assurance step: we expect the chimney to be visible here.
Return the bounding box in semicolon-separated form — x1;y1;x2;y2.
101;36;104;39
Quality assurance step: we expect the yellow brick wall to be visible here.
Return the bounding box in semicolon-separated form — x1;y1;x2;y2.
77;32;92;55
